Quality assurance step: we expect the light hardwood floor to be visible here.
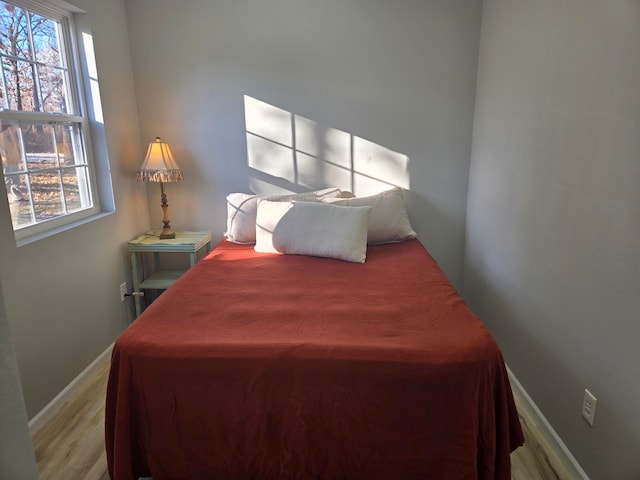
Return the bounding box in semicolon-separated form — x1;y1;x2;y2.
32;359;110;480
32;354;559;480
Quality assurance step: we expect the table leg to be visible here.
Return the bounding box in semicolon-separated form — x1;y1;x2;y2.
131;251;142;317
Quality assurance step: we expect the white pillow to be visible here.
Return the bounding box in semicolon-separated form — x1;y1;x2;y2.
254;200;371;263
323;187;416;244
225;188;342;244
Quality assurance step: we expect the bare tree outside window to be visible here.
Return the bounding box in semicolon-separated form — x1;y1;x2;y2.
0;0;94;233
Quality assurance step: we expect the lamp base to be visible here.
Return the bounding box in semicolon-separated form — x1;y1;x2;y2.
158;182;176;239
159;225;176;239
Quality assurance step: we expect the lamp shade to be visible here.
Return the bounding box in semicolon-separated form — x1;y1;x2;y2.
136;137;184;183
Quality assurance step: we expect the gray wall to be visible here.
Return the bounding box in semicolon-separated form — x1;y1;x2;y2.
0;184;38;479
0;282;38;480
465;1;640;478
0;291;38;480
0;0;147;418
125;0;483;289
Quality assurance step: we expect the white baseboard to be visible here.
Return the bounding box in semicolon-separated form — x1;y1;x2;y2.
507;366;590;480
29;342;113;436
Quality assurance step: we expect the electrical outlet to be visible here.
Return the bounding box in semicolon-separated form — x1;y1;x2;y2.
119;282;127;302
582;389;597;426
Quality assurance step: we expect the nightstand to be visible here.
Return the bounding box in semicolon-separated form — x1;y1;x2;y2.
128;230;212;316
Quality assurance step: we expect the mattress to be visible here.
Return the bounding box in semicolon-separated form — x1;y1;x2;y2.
106;239;523;479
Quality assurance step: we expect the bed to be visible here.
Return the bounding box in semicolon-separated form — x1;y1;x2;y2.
106;189;524;480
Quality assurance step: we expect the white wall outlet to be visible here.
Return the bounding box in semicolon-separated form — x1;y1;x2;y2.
119;282;127;302
582;388;597;426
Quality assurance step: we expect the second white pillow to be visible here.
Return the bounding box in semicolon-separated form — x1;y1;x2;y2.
323;187;416;244
255;200;371;263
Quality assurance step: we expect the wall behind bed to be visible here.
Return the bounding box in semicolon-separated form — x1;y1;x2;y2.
124;0;483;289
465;1;640;478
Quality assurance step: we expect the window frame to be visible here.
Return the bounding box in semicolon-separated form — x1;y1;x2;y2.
0;0;103;243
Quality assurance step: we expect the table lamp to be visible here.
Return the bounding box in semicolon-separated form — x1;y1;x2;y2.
137;137;184;239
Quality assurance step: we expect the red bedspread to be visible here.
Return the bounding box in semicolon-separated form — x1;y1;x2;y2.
106;239;523;480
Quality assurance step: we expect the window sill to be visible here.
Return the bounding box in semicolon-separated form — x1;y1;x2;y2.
16;211;114;248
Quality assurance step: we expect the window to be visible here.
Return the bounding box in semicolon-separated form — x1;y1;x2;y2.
0;0;99;241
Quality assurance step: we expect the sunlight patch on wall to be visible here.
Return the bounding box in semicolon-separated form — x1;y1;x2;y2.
244;96;409;196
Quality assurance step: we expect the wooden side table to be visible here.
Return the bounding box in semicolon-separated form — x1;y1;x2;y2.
128;230;212;317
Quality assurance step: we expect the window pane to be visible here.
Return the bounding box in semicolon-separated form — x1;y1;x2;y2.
53;123;80;167
38;64;67;113
62;166;90;211
23;123;57;170
2;58;38;111
2;58;19;109
0;3;32;61
30;13;61;66
18;59;36;111
7;172;33;227
31;170;63;221
1;58;17;108
0;123;25;172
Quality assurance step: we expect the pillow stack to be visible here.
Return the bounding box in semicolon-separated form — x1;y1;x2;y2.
224;187;416;263
225;187;345;244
